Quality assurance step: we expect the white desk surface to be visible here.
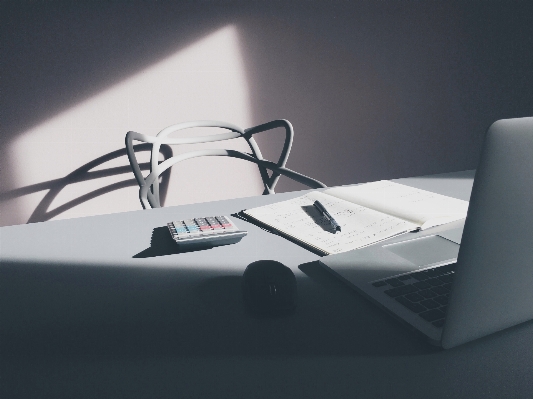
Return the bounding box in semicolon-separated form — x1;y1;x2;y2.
2;170;533;398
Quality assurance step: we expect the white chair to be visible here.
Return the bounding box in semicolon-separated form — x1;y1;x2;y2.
125;120;327;209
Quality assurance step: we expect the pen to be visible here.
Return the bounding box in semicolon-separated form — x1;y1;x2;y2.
313;200;341;233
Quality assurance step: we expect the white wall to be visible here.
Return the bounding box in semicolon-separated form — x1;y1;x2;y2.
4;25;263;225
1;1;532;226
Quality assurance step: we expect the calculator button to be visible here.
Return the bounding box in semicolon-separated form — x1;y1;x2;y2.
169;215;246;248
205;217;218;226
216;217;233;229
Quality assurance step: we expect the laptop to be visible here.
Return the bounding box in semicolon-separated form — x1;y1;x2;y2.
319;117;533;348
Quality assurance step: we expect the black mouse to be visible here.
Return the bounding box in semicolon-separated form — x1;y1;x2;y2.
242;260;297;315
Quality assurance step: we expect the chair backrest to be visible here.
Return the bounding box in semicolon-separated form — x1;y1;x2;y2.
125;120;326;209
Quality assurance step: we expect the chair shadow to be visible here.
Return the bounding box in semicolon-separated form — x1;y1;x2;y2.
0;144;173;223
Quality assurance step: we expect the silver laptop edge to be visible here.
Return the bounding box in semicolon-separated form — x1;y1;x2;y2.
319;117;533;348
442;117;533;348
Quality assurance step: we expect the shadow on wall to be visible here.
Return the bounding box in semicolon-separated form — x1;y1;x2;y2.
2;2;533;226
1;7;266;226
0;3;211;225
0;144;172;224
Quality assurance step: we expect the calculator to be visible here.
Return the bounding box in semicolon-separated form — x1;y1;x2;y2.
167;216;247;250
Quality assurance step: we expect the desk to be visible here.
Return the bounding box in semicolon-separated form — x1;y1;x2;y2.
2;170;532;398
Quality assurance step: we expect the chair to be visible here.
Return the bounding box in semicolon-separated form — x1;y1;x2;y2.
125;120;327;209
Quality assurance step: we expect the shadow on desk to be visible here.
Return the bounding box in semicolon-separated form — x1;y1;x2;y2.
133;226;192;258
0;258;438;361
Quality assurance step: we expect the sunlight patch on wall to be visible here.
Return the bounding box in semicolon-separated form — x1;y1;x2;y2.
6;25;262;225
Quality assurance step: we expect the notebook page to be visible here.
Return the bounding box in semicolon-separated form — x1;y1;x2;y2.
324;181;469;230
243;191;417;255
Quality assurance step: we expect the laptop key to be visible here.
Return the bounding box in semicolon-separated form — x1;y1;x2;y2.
420;299;440;309
419;289;438;299
410;272;429;281
439;274;454;283
404;293;425;302
435;295;449;305
385;278;404;287
419;309;446;322
413;281;432;290
427;278;445;286
398;274;413;281
396;296;427;313
431;285;449;295
384;285;418;297
372;281;387;288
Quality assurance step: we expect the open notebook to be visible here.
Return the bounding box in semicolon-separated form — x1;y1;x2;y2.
243;180;469;255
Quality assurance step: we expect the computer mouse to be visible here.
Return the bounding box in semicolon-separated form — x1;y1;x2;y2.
242;260;297;315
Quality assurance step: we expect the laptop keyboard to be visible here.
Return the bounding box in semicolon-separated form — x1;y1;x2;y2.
371;262;456;328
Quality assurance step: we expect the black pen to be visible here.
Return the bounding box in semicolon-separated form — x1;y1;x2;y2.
313;200;342;233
